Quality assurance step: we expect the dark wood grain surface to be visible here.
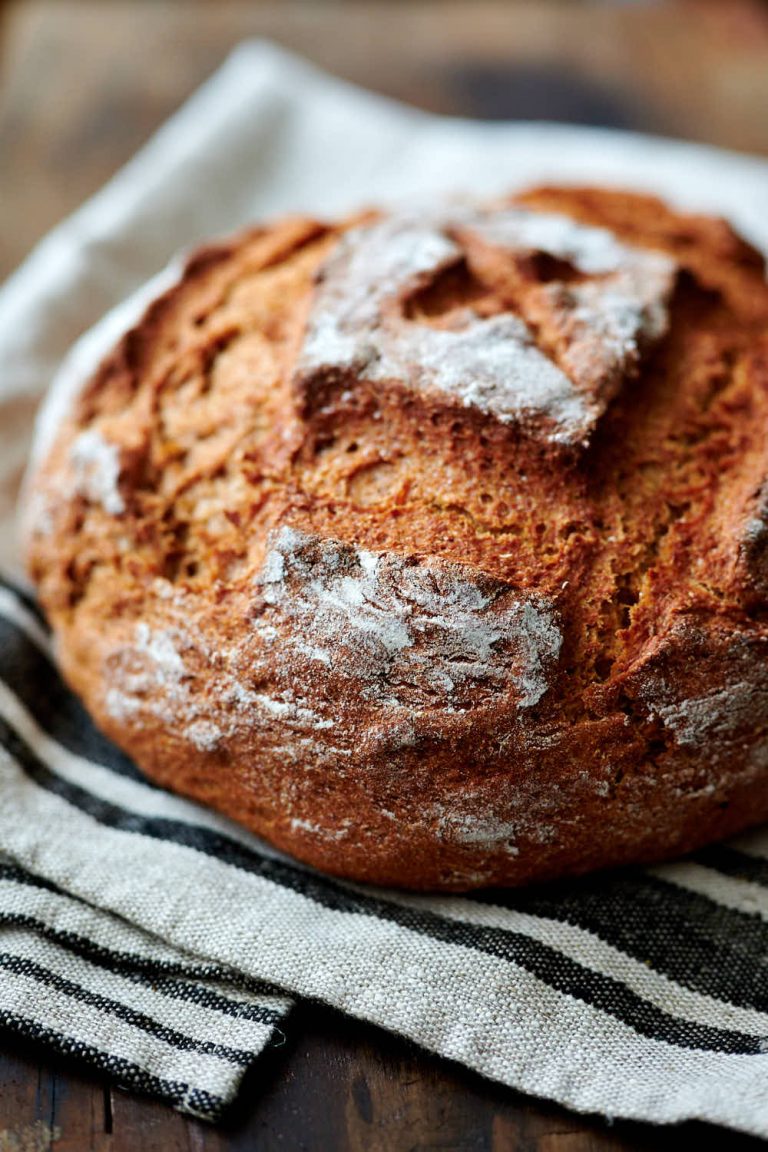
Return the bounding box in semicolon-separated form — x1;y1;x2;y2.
1;2;767;1148
1;1002;765;1152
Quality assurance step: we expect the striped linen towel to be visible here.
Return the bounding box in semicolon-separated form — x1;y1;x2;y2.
2;41;768;1135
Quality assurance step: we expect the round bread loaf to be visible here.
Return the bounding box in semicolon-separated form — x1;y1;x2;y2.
24;187;768;890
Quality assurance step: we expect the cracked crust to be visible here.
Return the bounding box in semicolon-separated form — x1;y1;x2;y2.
24;187;768;890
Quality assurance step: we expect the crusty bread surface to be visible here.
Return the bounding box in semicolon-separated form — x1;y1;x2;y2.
25;187;768;889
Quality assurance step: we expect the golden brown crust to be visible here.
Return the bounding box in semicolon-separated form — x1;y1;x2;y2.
25;187;768;890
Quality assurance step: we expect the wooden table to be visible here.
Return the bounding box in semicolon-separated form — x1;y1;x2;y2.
1;2;767;1147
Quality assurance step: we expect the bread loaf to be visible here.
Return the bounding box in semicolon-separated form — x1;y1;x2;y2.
24;187;768;890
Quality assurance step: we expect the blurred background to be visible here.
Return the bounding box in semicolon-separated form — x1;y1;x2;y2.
1;0;767;283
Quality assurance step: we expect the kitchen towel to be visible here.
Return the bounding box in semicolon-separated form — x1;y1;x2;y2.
1;40;768;1135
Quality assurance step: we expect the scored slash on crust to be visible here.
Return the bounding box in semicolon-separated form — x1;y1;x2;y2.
295;207;677;447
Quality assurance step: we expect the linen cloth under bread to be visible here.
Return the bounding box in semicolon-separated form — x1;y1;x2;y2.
1;41;768;1133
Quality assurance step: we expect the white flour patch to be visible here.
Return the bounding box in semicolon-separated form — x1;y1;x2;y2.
69;428;125;515
289;816;354;841
387;312;587;436
749;740;768;771
254;525;561;713
23;488;56;539
104;687;143;722
434;809;520;853
744;517;766;543
464;208;631;274
134;622;187;686
251;692;335;730
651;681;758;747
640;626;768;753
104;616;338;749
183;719;224;752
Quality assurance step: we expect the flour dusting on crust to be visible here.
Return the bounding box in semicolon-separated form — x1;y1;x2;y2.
254;525;562;712
639;627;768;756
69;429;125;515
297;207;677;446
103;602;339;751
651;682;759;747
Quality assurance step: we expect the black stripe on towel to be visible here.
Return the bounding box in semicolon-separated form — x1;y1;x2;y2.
0;911;284;1025
693;844;768;888
0;858;289;1004
475;871;768;1012
0;951;259;1067
0;1009;224;1118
